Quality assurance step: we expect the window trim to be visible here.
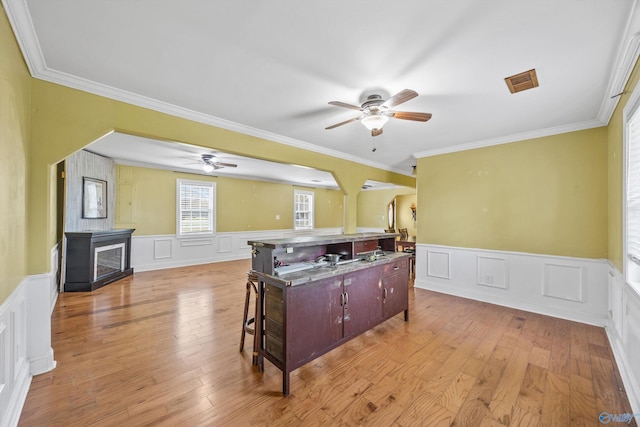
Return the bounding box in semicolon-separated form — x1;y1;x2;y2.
623;83;640;293
176;179;216;238
293;189;314;231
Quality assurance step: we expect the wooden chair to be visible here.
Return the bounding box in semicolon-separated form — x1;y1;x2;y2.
240;270;260;365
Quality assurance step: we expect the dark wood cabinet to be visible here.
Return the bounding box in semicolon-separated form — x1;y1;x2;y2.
342;266;383;339
382;257;409;321
250;233;410;395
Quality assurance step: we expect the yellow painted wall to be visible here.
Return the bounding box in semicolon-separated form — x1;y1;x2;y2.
308;187;344;229
4;1;634;290
25;80;414;274
0;5;30;302
114;165;344;234
357;187;416;229
417;127;608;258
396;194;417;237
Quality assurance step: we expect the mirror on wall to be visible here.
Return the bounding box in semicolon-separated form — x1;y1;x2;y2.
387;199;395;230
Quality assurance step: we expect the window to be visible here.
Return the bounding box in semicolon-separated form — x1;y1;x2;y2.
294;190;314;230
625;96;640;288
176;179;215;237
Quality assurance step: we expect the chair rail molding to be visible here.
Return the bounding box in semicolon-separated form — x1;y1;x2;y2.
131;228;344;272
414;244;609;326
606;264;640;416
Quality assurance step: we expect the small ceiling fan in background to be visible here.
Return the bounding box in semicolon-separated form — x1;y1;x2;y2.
325;89;432;137
185;154;238;173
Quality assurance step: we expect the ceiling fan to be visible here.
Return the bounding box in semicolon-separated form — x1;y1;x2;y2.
195;154;238;173
325;89;432;137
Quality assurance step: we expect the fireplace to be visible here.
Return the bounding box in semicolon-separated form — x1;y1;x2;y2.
94;243;126;281
65;229;135;292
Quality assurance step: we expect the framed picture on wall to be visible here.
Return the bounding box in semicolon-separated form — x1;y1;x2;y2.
83;177;107;219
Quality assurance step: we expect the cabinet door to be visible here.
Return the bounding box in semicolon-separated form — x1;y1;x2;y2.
382;271;409;321
343;266;383;339
287;276;343;367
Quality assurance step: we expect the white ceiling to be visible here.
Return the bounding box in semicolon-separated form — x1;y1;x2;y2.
5;0;640;181
85;131;372;190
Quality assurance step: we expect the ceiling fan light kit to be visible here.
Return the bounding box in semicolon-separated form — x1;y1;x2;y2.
199;154;238;172
361;114;389;131
325;89;432;137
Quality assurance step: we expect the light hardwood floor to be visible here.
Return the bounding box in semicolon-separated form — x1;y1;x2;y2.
19;259;636;426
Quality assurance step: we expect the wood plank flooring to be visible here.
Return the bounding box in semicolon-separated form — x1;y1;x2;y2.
18;260;636;426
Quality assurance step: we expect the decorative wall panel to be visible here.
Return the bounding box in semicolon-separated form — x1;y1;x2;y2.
218;235;233;253
542;263;584;302
427;250;451;279
153;239;172;259
477;256;508;289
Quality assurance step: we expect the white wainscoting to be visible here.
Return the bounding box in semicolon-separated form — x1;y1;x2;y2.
606;265;640;416
0;247;58;427
131;228;344;272
414;244;609;326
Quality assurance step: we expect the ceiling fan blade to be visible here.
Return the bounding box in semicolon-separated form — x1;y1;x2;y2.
325;116;361;130
381;89;418;109
328;101;363;111
392;111;432;122
372;128;383;137
217;162;237;168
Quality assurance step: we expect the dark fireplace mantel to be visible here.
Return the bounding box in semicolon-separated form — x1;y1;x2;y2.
64;229;135;292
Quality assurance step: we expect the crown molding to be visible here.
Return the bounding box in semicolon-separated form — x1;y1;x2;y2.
5;0;639;171
1;0;44;76
597;0;640;124
35;67;404;174
413;119;604;158
2;0;409;176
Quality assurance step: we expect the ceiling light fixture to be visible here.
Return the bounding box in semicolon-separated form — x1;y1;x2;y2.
361;114;389;132
202;163;214;173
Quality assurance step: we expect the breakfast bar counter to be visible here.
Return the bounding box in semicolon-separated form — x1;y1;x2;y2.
248;233;411;395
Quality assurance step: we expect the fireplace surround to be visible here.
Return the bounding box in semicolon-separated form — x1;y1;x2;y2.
64;229;135;292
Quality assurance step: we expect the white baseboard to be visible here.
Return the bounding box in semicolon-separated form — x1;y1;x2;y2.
0;247;58;427
130;228;344;272
0;279;29;427
417;278;608;326
413;244;640;419
0;275;57;427
413;244;609;326
606;266;640;417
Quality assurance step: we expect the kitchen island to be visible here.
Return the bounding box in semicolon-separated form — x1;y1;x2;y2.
248;233;411;395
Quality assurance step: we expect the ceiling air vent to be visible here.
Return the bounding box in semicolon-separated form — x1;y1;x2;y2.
505;69;539;94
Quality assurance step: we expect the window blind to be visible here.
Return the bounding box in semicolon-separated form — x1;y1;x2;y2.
294;190;314;230
178;180;214;235
627;109;640;263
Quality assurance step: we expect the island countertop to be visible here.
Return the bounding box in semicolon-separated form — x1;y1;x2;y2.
247;232;397;249
256;251;411;286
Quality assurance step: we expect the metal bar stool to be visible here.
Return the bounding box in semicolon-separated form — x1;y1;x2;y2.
240;270;259;365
